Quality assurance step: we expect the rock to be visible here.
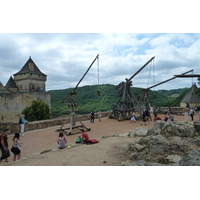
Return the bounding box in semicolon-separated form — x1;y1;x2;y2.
128;127;148;137
129;152;139;160
179;150;200;166
134;143;146;152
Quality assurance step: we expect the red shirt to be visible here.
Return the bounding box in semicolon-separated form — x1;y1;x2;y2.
82;132;89;143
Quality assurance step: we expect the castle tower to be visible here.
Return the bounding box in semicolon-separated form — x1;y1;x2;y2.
0;57;50;122
13;56;47;92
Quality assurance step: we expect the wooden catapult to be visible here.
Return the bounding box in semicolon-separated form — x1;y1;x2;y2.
109;55;195;121
56;54;100;135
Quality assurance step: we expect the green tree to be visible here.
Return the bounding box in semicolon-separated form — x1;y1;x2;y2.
22;100;50;122
196;77;200;96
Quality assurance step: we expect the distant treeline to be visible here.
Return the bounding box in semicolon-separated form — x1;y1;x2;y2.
49;84;189;115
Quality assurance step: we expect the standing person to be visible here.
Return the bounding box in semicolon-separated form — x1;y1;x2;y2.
189;107;195;121
80;129;90;144
97;110;102;122
140;110;147;126
19;114;25;136
90;110;95;123
0;129;11;163
11;133;23;161
57;132;67;149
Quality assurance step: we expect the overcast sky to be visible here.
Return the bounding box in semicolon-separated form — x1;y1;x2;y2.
1;1;200;92
0;33;199;91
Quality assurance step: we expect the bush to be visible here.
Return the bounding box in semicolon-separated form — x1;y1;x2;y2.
22;100;50;122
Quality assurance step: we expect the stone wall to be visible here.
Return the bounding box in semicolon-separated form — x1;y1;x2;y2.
0;91;50;123
0;112;109;133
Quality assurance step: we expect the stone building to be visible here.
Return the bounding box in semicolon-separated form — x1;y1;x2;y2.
0;57;51;122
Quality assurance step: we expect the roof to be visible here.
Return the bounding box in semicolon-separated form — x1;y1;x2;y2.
181;83;200;103
13;56;47;76
0;82;10;93
5;76;17;88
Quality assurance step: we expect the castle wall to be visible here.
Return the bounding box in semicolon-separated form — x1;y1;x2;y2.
0;91;51;123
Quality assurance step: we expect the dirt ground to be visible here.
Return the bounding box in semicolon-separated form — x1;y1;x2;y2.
1;114;198;166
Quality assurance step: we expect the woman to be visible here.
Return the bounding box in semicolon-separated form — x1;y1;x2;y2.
57;132;67;149
11;133;22;161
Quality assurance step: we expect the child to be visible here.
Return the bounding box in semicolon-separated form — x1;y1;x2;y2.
76;134;82;143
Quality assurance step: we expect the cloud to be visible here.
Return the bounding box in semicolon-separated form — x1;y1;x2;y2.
0;33;199;91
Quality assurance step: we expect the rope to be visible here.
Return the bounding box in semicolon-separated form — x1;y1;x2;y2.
97;55;100;91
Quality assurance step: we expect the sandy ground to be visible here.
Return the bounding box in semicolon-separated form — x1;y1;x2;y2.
1;114;199;166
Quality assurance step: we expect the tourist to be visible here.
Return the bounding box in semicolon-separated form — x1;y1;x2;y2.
11;133;23;161
97;110;102;122
90;110;95;123
75;134;82;143
186;102;190;109
163;115;168;122
80;129;90;143
0;129;11;163
130;111;136;123
189;107;195;121
140;110;147;126
57;132;67;149
167;111;174;122
19;114;25;136
154;113;160;122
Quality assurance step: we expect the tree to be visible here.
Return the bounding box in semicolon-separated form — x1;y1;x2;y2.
196;77;200;96
22;100;50;122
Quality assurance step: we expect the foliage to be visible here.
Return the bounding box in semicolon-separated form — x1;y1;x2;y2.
49;84;189;115
22;100;50;122
196;77;200;96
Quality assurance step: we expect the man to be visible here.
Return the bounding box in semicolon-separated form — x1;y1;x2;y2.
90;110;94;123
0;129;11;163
19;114;25;136
80;129;90;143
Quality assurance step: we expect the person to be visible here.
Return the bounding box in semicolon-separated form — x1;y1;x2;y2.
11;133;23;161
90;110;95;123
167;111;174;122
19;114;25;136
76;134;82;143
80;129;90;143
57;132;67;149
0;129;11;163
163;115;168;122
140;110;147;126
189;107;195;121
130;111;136;123
154;113;160;122
97;111;102;122
186;102;190;109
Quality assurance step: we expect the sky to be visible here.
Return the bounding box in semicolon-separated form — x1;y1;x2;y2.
0;1;200;93
1;0;200;197
1;33;199;91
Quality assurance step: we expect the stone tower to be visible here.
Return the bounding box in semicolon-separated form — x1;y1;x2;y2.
13;56;47;92
0;57;51;122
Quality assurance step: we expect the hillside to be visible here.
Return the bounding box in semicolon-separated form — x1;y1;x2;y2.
49;84;189;115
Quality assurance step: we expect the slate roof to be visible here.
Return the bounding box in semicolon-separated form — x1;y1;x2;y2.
13;56;46;76
5;76;17;88
181;83;200;103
